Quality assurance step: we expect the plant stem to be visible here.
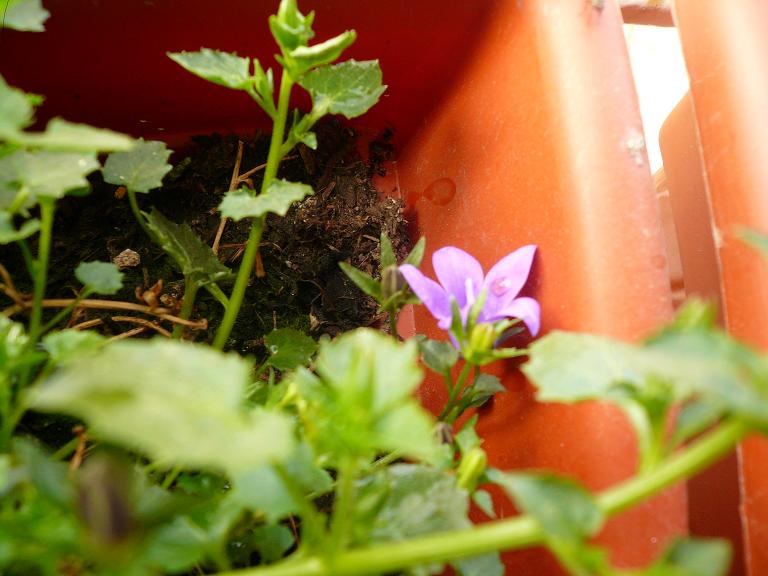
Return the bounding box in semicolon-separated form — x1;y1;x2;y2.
127;188;153;238
205;283;230;308
39;288;93;335
438;363;472;423
27;199;55;347
329;457;359;555
217;419;749;576
172;280;199;339
213;71;294;350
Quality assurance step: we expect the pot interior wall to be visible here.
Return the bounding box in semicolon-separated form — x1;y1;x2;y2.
2;0;685;572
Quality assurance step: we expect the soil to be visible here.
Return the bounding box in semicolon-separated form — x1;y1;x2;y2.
1;120;410;355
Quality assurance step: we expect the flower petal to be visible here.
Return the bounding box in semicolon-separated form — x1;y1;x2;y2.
432;247;484;308
400;264;451;325
488;297;541;336
482;245;537;316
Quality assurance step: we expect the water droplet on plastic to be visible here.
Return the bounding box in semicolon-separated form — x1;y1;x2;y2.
423;177;456;206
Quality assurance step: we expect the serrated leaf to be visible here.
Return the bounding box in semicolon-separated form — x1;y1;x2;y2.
487;471;603;542
339;261;381;299
293;329;439;464
0;74;35;134
42;330;104;365
1;0;49;32
0;150;98;201
268;0;315;51
15;118;134;152
418;338;458;374
103;139;172;193
75;261;124;295
145;209;231;287
219;180;314;221
265;327;317;371
644;538;731;576
233;443;332;522
299;59;386;119
168;48;251;90
0;211;39;243
285;30;356;76
31;340;295;474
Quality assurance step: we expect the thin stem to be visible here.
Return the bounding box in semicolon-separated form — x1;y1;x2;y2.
27;199;55;347
172;280;199;339
217;419;749;576
329;457;359;555
213;71;294;350
438;363;472;422
205;283;230;308
15;239;35;281
387;308;399;341
127;188;153;238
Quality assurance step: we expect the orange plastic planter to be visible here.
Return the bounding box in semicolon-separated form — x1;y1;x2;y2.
671;2;768;575
2;0;684;572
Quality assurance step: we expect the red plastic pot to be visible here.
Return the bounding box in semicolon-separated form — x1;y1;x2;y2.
2;1;686;573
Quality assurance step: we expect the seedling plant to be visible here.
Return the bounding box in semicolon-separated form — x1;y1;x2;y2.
1;1;768;575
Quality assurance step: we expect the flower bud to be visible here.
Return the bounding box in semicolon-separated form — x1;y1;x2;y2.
381;264;406;301
457;447;488;492
468;323;495;355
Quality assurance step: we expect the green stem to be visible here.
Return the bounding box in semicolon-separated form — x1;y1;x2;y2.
161;466;182;490
27;199;55;347
438;363;473;423
217;419;749;576
127;188;153;238
15;238;35;281
205;283;230;309
213;71;294;350
172;280;199;339
329;457;359;555
388;309;399;341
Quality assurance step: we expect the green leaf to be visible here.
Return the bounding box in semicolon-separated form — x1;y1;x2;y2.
0;316;27;379
472;489;496;519
741;227;768;260
143;517;208;573
0;211;39;244
168;48;252;90
0;75;35;134
293;329;439;463
454;415;481;455
418;338;459;374
453;551;504;576
233;443;332;522
251;524;295;564
265;327;317;371
42;330;104;365
299;59;386;119
145;209;232;287
487;471;604;542
0;150;98;202
14;118;134;152
1;0;49;32
75;261;124;295
643;538;731;576
219;180;314;221
285;30;356;76
464;374;506;409
103;139;172;193
380;232;396;269
339;261;381;299
31;340;296;474
404;236;427;267
672;400;724;448
268;0;315;51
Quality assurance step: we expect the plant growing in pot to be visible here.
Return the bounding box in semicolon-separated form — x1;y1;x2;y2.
1;1;767;575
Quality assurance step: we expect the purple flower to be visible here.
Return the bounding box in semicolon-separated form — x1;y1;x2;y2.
399;245;540;336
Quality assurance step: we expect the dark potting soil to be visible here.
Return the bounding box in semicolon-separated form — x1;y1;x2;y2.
1;120;409;355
